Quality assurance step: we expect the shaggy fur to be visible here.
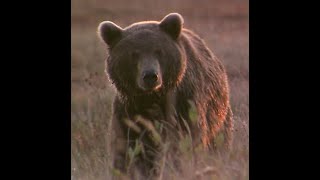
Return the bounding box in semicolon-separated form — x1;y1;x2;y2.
98;13;234;179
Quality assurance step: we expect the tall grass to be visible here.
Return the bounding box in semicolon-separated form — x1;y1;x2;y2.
72;0;248;179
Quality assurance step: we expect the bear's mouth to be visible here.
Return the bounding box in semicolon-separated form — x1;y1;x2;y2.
139;82;162;93
146;83;162;91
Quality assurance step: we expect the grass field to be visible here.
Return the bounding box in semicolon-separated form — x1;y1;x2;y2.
71;0;248;179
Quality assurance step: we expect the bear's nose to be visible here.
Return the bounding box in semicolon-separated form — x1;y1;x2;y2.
143;71;159;85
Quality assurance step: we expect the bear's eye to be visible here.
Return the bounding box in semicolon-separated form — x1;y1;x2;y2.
131;51;140;59
154;49;162;57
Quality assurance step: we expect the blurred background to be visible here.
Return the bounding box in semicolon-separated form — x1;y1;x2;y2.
71;0;248;179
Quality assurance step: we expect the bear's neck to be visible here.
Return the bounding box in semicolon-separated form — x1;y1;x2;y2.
121;89;177;122
126;92;164;110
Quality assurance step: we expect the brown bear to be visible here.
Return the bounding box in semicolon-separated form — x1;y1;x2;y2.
98;13;234;179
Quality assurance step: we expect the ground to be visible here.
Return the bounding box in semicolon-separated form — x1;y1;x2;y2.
71;0;248;179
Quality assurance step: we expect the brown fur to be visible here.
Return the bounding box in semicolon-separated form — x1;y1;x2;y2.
98;13;234;179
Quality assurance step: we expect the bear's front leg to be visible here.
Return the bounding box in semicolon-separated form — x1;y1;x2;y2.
109;96;129;178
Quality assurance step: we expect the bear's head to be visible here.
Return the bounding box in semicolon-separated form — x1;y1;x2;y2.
98;13;187;97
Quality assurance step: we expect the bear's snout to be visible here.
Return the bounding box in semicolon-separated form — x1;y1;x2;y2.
137;57;162;92
143;70;159;85
139;70;162;91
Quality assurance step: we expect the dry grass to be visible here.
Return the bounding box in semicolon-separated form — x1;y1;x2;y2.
71;0;248;179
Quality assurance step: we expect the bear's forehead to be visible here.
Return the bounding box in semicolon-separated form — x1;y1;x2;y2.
123;22;169;39
116;26;171;48
115;35;165;52
109;22;176;53
124;25;161;38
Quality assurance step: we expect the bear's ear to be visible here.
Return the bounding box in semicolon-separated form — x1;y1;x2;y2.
159;13;184;40
98;21;123;47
